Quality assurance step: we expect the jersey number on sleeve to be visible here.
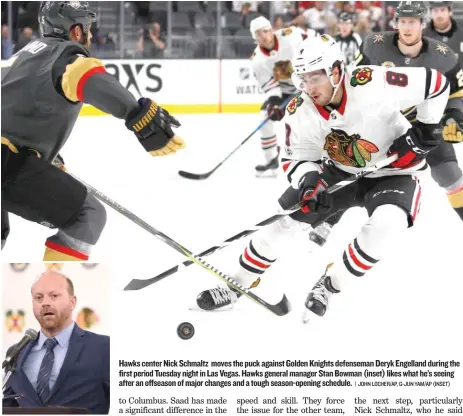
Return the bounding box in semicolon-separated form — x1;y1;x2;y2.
456;69;463;89
386;71;408;87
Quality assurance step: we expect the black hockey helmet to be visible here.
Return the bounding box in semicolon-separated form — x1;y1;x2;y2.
38;1;96;39
395;1;427;20
338;12;356;23
429;1;452;9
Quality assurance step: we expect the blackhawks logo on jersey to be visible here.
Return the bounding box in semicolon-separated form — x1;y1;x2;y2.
286;94;303;115
281;27;293;36
350;67;373;87
324;129;379;168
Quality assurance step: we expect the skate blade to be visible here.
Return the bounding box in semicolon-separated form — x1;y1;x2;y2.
188;304;236;313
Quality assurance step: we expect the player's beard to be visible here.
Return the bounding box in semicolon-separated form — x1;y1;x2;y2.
36;307;70;332
434;18;451;31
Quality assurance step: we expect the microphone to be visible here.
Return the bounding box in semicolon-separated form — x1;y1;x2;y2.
2;329;39;369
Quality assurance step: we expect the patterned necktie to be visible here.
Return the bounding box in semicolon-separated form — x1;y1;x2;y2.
36;338;58;403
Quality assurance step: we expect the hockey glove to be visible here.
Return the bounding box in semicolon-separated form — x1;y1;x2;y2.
264;96;285;121
125;98;185;156
387;124;440;169
442;108;463;143
298;171;333;214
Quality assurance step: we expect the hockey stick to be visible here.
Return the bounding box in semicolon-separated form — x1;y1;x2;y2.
126;154;398;289
67;172;290;316
178;96;294;180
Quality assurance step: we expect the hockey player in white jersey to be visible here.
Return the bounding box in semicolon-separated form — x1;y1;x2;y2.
197;34;450;319
250;16;314;177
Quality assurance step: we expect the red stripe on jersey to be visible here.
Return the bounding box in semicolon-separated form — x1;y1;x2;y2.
77;66;107;101
448;184;463;195
45;240;89;260
243;248;270;270
348;244;371;271
432;71;442;96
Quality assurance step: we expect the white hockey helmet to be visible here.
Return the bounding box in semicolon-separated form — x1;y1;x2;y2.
250;16;272;40
291;34;345;91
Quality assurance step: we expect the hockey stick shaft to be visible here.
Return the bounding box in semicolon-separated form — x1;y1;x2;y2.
67;172;290;316
178;96;294;180
130;154;398;287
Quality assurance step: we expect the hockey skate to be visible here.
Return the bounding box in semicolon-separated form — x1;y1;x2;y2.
196;286;241;311
302;265;340;323
255;147;280;177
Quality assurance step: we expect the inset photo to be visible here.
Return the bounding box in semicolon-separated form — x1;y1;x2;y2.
2;263;110;414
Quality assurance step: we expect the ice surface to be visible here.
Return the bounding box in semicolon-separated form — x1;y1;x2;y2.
3;114;462;350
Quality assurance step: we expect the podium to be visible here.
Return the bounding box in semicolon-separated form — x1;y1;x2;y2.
3;407;91;414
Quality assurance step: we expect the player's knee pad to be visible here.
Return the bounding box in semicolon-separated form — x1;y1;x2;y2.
430;160;463;189
358;204;408;259
45;194;107;260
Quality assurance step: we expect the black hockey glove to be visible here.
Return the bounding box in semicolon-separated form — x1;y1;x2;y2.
387;123;441;169
442;108;463;143
298;171;333;214
264;96;285;121
125;98;185;155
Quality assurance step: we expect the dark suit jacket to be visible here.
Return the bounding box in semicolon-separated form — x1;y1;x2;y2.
3;325;110;414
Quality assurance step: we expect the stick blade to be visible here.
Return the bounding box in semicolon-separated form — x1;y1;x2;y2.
271;294;292;316
124;278;157;291
178;170;211;180
246;292;292;316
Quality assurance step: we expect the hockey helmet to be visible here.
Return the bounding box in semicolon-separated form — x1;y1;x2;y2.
250;16;272;40
429;1;452;9
39;1;96;39
338;12;356;24
395;1;427;20
291;34;344;90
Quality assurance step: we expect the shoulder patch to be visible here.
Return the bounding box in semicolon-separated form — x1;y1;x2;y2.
435;43;450;55
372;33;385;44
350;67;374;87
281;27;293;36
286;94;303;115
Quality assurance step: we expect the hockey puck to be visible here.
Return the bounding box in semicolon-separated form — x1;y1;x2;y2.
177;322;195;340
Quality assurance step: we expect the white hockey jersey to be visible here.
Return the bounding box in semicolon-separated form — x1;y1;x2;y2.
282;65;450;187
251;26;314;99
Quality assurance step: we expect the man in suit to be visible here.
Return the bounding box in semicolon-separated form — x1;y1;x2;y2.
3;270;110;414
